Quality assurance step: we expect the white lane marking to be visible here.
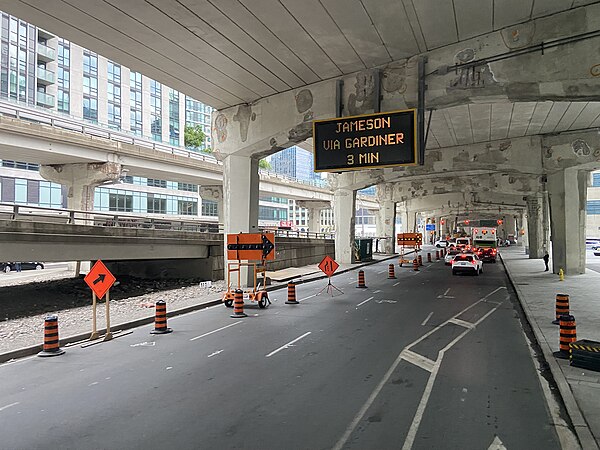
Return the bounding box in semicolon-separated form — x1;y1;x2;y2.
356;297;374;308
334;286;504;450
488;435;507;450
378;270;387;274
266;332;312;358
376;300;397;304
443;288;450;296
88;382;99;387
348;280;356;285
190;322;241;341
166;367;173;370
0;402;19;412
130;341;155;347
373;290;382;294
421;312;433;326
400;350;435;372
448;318;475;329
0;356;36;368
208;350;224;358
299;294;316;302
393;282;400;286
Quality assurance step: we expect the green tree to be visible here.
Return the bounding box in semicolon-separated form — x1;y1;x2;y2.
259;159;271;170
184;125;206;150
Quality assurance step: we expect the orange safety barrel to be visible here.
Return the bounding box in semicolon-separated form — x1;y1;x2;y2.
413;258;419;272
427;253;432;263
231;289;247;318
286;281;299;304
418;255;423;266
436;250;440;260
552;294;570;324
357;270;367;288
388;264;396;279
555;314;577;359
151;300;173;334
38;315;65;357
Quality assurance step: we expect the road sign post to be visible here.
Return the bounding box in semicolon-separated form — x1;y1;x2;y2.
84;260;116;341
317;256;343;297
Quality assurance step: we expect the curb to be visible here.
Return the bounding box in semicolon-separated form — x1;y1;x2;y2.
0;253;403;365
499;252;599;450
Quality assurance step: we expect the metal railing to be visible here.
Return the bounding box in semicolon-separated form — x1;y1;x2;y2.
36;43;56;61
260;228;334;240
0;203;223;234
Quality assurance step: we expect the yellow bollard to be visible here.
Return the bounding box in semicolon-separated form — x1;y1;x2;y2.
559;268;564;281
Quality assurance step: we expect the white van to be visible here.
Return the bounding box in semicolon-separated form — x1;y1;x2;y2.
455;237;471;249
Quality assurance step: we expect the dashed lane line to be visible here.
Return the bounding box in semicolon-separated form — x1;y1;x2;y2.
0;402;19;412
356;297;374;308
190;322;241;341
421;312;433;326
265;332;312;358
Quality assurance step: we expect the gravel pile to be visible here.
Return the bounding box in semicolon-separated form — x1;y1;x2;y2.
0;271;227;354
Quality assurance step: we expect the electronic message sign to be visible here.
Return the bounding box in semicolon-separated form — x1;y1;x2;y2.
313;109;417;172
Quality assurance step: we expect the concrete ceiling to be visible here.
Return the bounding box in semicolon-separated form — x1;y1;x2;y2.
428;101;600;148
1;0;598;110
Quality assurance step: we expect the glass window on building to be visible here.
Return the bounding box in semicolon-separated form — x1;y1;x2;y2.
202;199;218;216
593;173;600;187
150;79;162;141
178;199;197;215
130;71;142;135
107;61;121;129
185;96;212;152
169;89;180;146
57;39;70;113
14;178;27;203
82;51;98;122
587;200;600;215
147;194;167;214
39;181;63;208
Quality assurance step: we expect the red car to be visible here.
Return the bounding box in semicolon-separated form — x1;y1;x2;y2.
475;247;497;263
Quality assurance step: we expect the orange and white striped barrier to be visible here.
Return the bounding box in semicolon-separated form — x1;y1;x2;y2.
413;258;419;272
555;314;577;359
552;294;569;325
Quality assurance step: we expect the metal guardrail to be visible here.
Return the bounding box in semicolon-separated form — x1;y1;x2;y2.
0;97;221;166
0;203;223;233
260;228;334;240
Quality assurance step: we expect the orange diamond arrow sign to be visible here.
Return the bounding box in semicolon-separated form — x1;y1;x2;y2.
318;255;339;278
84;260;116;299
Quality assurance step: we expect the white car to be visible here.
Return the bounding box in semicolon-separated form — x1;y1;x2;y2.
434;239;454;248
444;250;460;265
452;253;483;275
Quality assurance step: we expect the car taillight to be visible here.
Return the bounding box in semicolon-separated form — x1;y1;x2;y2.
472;261;477;265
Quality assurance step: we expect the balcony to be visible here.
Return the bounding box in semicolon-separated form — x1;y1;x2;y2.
36;91;55;108
36;67;55;85
36;43;56;62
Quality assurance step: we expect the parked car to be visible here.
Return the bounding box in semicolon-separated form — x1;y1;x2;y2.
434;239;454;248
452;253;483;275
0;262;45;273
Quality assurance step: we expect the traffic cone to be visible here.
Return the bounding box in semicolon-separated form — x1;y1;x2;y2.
357;270;367;288
552;294;569;325
388;264;396;279
413;258;419;272
231;289;247;318
38;315;65;357
436;250;440;260
427;253;432;263
418;255;423;266
554;314;577;359
151;300;173;334
286;281;299;304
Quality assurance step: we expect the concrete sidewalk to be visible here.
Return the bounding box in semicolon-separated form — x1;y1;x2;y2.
501;247;600;450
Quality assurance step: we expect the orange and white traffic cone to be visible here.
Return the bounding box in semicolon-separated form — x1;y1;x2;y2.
413;258;419;272
286;281;299;304
151;300;173;334
38;315;65;357
388;264;396;279
231;289;247;318
357;270;367;288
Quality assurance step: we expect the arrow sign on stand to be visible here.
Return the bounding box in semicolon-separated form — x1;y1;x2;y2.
84;260;116;299
227;233;275;261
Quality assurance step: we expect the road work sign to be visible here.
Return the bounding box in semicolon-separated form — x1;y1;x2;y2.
397;233;422;246
84;260;116;299
313;109;417;172
318;255;339;278
227;232;275;261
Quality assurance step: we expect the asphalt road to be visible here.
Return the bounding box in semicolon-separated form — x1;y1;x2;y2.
0;254;561;449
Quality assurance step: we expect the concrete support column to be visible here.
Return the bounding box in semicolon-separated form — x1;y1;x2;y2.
547;169;587;275
406;210;417;233
223;155;259;235
40;162;122;211
223;155;259;286
333;188;356;264
375;200;396;254
505;215;517;240
526;194;546;259
296;200;331;234
199;185;224;222
375;183;396;254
